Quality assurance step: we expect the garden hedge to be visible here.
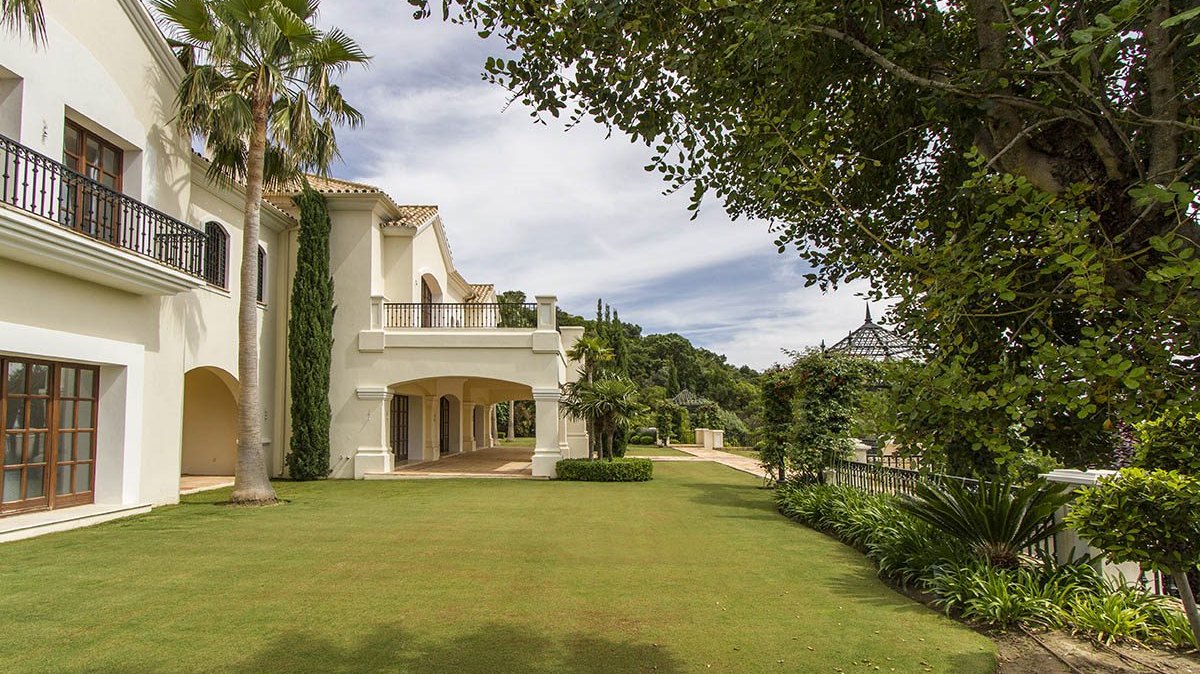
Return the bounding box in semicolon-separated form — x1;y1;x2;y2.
556;458;653;482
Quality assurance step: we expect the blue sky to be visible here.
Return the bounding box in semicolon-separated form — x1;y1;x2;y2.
315;1;881;369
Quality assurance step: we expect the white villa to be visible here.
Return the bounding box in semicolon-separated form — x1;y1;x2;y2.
0;1;587;541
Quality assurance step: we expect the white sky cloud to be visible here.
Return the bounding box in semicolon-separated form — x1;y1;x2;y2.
315;1;890;369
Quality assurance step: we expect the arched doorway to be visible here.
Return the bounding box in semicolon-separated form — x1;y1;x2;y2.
438;395;461;455
180;367;238;476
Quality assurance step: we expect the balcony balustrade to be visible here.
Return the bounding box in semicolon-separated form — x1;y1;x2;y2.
383;302;541;329
0;133;205;278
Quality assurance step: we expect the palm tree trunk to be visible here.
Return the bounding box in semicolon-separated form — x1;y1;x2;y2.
507;400;515;440
604;431;613;461
230;90;277;504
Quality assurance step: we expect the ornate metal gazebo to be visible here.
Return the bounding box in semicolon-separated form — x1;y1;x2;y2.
670;389;711;409
824;305;914;361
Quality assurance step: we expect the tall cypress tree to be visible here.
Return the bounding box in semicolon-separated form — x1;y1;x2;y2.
286;186;334;479
612;310;630;375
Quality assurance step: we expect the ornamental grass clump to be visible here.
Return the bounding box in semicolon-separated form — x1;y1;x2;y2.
898;478;1073;568
924;562;1069;629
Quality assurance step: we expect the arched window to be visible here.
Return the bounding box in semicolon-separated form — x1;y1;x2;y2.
256;245;266;303
202;222;229;288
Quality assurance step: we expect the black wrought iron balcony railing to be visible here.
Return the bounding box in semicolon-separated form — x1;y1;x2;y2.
0;133;205;278
384;302;540;329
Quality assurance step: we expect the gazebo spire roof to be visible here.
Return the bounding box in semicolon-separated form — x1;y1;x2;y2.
825;304;914;361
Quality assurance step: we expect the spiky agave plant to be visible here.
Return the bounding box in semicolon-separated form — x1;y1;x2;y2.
899;478;1074;568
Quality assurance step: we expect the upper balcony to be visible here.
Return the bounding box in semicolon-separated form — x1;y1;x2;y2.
383;301;541;329
359;295;564;355
0;133;205;295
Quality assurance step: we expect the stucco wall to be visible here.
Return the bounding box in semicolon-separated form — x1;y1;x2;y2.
0;1;294;508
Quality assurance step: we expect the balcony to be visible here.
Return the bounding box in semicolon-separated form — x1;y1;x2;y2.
0;133;205;295
359;296;562;354
383;302;540;329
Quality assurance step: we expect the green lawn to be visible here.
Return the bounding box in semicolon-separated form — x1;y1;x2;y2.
498;436;535;448
0;463;995;674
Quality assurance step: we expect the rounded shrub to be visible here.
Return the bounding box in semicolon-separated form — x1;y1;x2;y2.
1134;411;1200;474
556;458;653;482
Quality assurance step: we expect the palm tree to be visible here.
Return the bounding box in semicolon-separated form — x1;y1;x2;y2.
1;0;44;43
566;335;612;458
155;0;368;503
561;376;644;461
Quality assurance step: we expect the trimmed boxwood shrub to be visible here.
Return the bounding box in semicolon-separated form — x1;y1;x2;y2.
556;458;653;482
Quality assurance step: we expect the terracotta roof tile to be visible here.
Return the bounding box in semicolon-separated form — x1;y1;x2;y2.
468;283;495;302
385;205;439;229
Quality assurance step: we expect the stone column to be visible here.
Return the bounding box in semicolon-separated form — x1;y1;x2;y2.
352;387;393;478
423;395;438;462
534;295;557;330
531;388;563;478
464;402;477;451
489;404;497;447
558;403;570;454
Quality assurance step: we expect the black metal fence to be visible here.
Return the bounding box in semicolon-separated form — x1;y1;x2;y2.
865;453;924;471
0;133;205;278
384;302;540;329
825;459;1055;558
827;458;978;497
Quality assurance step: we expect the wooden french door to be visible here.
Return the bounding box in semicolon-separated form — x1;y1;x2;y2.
391;395;409;462
421;279;434;327
2;358;98;515
61;120;123;244
439;396;450;455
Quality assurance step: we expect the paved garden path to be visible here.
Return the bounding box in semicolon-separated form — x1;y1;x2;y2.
669;445;770;480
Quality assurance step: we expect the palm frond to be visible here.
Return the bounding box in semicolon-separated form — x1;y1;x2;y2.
156;0;370;177
1;0;45;44
899;478;1074;568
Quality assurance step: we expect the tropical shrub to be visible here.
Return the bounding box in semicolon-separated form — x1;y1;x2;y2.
560;376;645;460
555;458;652;482
1067;468;1200;647
898;478;1073;568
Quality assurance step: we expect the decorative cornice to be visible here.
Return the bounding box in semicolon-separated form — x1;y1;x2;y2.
355;387;393;401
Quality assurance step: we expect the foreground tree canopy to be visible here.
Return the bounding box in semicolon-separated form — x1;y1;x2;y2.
414;0;1199;473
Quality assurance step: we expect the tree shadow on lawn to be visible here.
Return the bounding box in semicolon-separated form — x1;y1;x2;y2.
822;568;963;620
677;480;782;520
231;621;685;674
